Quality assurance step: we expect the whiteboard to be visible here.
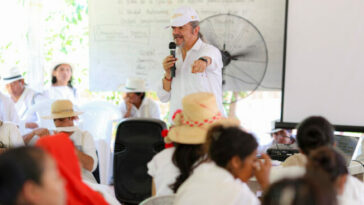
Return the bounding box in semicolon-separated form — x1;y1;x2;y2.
89;0;286;91
283;0;364;127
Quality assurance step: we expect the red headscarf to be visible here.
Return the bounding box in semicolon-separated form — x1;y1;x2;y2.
36;133;108;205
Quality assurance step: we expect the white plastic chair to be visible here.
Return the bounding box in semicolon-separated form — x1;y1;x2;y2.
139;195;175;205
23;99;56;130
78;100;121;184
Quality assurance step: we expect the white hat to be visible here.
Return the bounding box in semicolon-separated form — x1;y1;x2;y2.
169;6;200;27
122;77;146;92
268;128;284;134
2;66;24;84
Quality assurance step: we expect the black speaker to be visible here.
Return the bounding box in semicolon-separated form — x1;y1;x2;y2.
113;118;166;204
92;151;100;184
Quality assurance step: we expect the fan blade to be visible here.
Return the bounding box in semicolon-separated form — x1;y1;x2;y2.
229;62;260;84
223;59;267;91
231;44;267;63
224;73;257;85
232;58;267;64
231;44;259;58
202;20;223;50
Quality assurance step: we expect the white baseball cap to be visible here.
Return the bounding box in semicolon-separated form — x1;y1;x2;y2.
121;77;146;92
2;66;24;85
168;6;200;27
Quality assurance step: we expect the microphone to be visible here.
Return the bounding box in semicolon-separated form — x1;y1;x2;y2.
169;42;176;78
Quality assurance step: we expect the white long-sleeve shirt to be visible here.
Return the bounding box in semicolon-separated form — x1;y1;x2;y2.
147;147;179;196
44;86;78;104
157;38;224;122
69;128;98;182
120;97;161;119
13;87;47;122
174;161;260;205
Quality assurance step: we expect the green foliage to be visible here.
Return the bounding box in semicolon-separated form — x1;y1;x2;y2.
43;0;88;67
223;91;247;114
0;42;13;64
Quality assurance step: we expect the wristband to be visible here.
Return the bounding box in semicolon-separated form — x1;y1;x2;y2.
198;57;208;64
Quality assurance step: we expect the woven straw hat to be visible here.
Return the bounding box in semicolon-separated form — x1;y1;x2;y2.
42;100;82;119
166;92;240;144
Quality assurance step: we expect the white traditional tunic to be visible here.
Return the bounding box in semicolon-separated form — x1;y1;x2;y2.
13;87;47;123
174;161;260;205
157;38;224;122
68;128;98;183
31;126;98;182
45;86;78;104
120;97;161;119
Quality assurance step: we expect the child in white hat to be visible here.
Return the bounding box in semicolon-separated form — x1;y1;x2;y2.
25;100;98;183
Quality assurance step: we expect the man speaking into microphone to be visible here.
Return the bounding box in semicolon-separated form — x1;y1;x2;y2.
157;6;224;122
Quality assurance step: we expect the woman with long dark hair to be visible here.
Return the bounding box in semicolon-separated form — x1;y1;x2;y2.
147;92;239;196
45;63;78;103
271;116;364;204
263;174;337;205
281;116;335;167
174;125;271;204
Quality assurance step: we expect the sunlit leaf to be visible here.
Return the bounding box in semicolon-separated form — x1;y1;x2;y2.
5;42;12;49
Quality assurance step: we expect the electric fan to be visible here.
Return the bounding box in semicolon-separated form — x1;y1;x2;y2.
199;13;268;102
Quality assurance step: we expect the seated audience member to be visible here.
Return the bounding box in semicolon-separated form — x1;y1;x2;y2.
36;133;113;205
147;92;239;196
0;120;24;153
260;128;296;154
306;146;351;204
2;66;47;130
45;62;78;103
25;100;98;183
262;175;337;205
0;90;20;124
173;125;271;205
270;116;364;204
120;77;160;119
281;116;334;167
0;146;66;205
270;128;295;145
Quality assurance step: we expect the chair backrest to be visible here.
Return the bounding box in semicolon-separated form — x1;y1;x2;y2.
24;99;55;130
139;195;175;205
79;100;121;142
78;100;121;185
114;118;166;204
